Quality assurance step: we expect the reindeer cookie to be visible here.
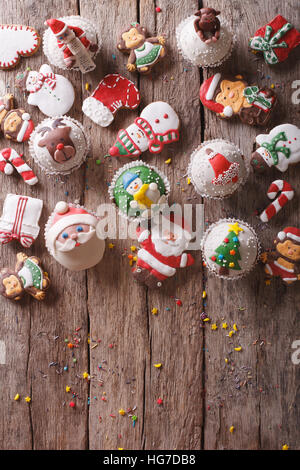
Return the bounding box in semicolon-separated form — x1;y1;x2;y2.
29;116;89;175
0;93;34;142
117;22;166;74
0;252;50;301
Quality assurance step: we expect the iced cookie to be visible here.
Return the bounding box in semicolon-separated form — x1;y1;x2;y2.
251;124;300;173
202;219;260;280
45;201;105;272
109;161;170;220
0;194;43;248
108;101;180;158
0;148;38;186
15;64;75;117
249;15;300;65
82;74;140;127
29;116;89;176
188;140;248;199
0;252;50;301
200;73;277;126
261;227;300;285
176;8;235;67
0;94;34;142
43;17;100;73
117;22;166;74
0;24;40;70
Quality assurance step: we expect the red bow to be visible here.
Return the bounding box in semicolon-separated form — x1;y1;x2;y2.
0;231;34;248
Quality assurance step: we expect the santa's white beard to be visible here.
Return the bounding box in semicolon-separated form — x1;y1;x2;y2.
55;229;95;252
152;231;189;257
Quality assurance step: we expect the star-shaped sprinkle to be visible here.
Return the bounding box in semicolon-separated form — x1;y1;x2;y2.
228;222;243;235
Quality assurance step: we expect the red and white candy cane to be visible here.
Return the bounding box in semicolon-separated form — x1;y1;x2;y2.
0;148;38;186
260;180;294;222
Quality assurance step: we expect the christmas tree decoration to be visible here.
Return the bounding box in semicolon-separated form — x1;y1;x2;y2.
261;227;300;285
0;194;43;248
0;148;38;185
43;16;100;72
15;64;75;117
202;219;260;279
260;180;294;223
0;252;50;301
82;74;140;127
188;140;248;199
251;124;300;173
109;161;170;220
107;101;180;158
249;15;300;65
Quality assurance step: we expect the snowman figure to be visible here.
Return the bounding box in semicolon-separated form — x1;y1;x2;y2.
15;64;75;117
123;172;165;211
251;124;300;173
108;101;180;157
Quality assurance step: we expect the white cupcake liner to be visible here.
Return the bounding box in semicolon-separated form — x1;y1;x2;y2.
201;218;261;280
176;15;236;68
187;139;250;200
29;115;90;176
108;160;170;222
43;16;101;72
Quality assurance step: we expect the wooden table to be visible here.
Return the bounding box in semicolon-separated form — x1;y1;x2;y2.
0;0;299;450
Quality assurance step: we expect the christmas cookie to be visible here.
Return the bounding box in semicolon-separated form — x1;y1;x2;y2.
108;101;180;158
249;15;300;65
0;94;34;142
0;148;38;186
82;74;140;127
0;252;50;301
15;64;75;117
117;22;166;74
260;180;294;223
132;211;194;288
0;194;43;248
202;219;260;280
0;24;40;70
200;73;277;126
45;201;105;272
29;116;89;176
251;124;300;173
109;161;170;220
188;140;248;199
43;17;100;73
261;227;300;285
176;9;235;67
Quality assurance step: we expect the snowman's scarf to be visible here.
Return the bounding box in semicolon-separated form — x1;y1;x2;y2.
261;131;291;166
30;72;57;93
135;117;179;154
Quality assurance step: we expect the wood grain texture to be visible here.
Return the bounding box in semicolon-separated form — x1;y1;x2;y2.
0;0;299;450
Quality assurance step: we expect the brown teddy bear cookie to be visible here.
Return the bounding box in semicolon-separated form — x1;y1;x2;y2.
117;22;166;74
0;94;34;142
261;227;300;285
0;252;50;301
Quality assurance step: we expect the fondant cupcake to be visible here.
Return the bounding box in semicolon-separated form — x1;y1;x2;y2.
188;140;248;199
45;201;105;272
201;219;260;280
176;8;235;67
29;116;89;176
108;161;170;220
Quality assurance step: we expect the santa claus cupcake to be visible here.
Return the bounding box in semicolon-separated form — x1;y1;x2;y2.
176;8;235;67
29;116;89;176
109;161;170;220
202;219;260;280
188;140;248;199
45;201;105;271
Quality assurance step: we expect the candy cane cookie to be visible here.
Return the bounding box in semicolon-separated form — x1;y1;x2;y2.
0;148;38;185
260;180;294;222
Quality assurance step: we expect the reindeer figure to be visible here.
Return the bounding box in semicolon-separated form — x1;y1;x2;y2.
38;118;76;163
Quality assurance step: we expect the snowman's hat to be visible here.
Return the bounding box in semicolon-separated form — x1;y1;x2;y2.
122;172;139;190
109;129;141;158
200;73;233;117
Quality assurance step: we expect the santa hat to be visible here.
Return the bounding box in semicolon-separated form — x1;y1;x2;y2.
200;73;233;117
46;201;98;252
109;128;141;158
159;211;192;240
46;18;68;36
17;113;34;142
277;227;300;243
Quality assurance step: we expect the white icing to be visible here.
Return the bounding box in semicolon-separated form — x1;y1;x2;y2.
82;97;114;127
0;24;40;68
140;101;179;135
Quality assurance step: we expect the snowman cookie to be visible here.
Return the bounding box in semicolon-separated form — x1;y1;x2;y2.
0;24;40;70
109;161;170;220
251;124;300;173
108;101;180;158
15;64;75;117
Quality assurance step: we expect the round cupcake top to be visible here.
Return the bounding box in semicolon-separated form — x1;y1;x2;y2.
176;15;234;67
202;219;259;279
29;116;89;175
109;161;170;220
188;139;248;198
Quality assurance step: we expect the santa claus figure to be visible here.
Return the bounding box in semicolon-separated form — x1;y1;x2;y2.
132;212;194;288
45;201;105;271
